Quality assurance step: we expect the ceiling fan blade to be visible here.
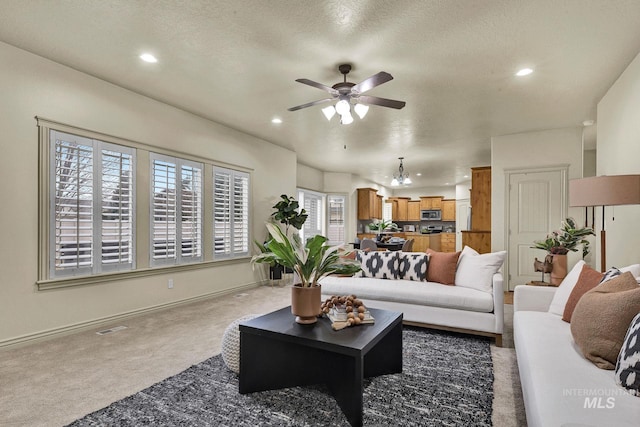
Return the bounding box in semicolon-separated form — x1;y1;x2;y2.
357;95;406;109
295;79;339;96
351;72;393;94
288;98;334;111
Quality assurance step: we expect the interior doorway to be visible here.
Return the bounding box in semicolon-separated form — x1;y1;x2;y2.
505;167;568;290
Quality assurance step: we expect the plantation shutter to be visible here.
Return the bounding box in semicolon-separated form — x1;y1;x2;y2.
150;153;203;266
213;167;250;259
327;195;346;245
50;131;135;277
100;144;135;271
51;132;94;276
298;190;323;242
180;163;203;261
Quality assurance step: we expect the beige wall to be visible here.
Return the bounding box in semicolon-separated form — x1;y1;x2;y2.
296;163;324;192
391;186;456;200
0;42;297;345
597;51;640;268
491;127;584;254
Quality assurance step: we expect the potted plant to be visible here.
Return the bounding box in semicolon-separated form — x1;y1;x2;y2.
252;222;361;324
257;195;308;280
368;219;398;241
531;217;595;284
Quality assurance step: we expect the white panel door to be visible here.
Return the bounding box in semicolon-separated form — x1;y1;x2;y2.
507;169;566;290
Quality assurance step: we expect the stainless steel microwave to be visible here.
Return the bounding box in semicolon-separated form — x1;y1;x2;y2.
421;209;441;221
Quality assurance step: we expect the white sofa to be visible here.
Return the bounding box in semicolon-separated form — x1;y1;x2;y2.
514;285;640;427
319;272;504;346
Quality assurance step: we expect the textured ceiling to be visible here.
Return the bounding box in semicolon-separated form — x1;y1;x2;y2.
1;0;639;187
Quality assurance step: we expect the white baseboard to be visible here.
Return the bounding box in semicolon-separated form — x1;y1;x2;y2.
0;282;261;350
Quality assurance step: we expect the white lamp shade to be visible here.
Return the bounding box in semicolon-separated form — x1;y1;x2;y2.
335;99;351;116
321;106;336;121
354;103;369;119
390;178;399;186
340;111;354;125
404;176;412;185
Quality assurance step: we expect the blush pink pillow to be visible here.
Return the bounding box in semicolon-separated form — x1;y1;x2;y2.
426;249;461;285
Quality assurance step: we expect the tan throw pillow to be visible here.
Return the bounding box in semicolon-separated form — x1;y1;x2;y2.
426;249;461;285
570;272;640;369
562;265;604;322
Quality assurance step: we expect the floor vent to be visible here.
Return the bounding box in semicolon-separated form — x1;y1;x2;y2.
96;325;128;335
234;293;249;298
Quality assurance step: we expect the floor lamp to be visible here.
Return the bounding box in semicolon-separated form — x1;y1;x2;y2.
569;174;640;272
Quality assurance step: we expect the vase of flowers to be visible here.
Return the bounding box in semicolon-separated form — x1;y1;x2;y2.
531;217;595;285
252;222;361;324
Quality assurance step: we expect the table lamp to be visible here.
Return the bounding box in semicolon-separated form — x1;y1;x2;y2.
569;174;640;271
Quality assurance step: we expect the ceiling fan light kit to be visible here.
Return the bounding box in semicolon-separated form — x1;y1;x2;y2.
391;157;412;186
288;63;406;125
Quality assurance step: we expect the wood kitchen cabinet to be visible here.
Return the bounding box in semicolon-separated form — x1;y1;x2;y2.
470;167;491;230
463;166;492;253
440;232;456;252
357;188;381;220
407;200;421;221
420;196;443;210
388;197;409;221
441;199;456;221
411;234;430;252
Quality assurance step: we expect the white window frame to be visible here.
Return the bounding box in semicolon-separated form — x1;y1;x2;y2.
150;153;203;267
213;166;250;260
297;189;325;243
49;130;136;278
326;194;347;246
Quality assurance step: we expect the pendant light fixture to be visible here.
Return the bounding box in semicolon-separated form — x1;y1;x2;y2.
391;157;412;186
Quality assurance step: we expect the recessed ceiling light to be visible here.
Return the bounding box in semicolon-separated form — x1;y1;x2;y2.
271;118;282;124
516;68;533;77
582;120;595;126
464;175;469;178
140;53;158;63
416;173;422;176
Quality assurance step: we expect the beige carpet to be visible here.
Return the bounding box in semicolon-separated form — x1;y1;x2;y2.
0;284;526;426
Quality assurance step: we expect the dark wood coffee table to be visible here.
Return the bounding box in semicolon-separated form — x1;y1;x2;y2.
239;306;403;427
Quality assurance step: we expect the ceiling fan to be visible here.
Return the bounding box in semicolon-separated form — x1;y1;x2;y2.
288;64;406;123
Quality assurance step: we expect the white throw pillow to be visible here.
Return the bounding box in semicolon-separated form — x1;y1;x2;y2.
548;260;585;316
455;246;506;293
620;264;640;278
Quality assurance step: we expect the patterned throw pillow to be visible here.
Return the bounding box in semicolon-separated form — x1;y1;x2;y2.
356;250;399;279
397;252;429;281
615;313;640;396
600;267;622;284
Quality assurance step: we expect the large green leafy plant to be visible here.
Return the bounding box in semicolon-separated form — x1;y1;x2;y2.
271;194;308;232
252;223;361;287
531;217;595;257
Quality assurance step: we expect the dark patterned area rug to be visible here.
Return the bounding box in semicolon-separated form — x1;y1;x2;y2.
68;327;493;426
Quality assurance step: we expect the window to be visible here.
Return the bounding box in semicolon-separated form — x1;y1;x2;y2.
213;167;250;259
327;195;346;245
50;130;135;277
298;189;324;242
150;153;203;266
39;119;253;288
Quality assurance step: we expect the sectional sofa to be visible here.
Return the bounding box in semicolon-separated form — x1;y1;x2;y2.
514;261;640;426
320;247;506;346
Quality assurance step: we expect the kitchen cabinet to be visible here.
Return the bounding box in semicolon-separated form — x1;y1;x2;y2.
388;197;409;221
411;234;430;252
407;201;421;221
420;196;443;210
375;194;383;219
470;167;491;230
461;230;491;253
357;188;381;220
464;166;491;253
441;199;456;221
440;233;456;252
